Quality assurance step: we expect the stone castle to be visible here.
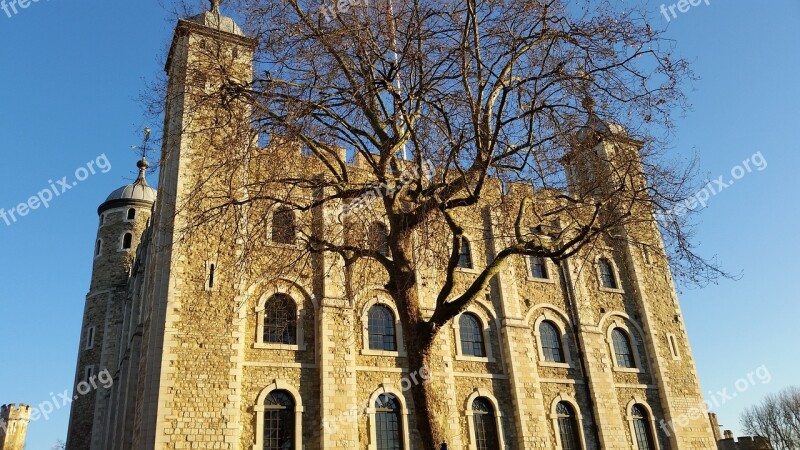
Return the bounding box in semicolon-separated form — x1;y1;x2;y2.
65;5;719;450
0;404;31;450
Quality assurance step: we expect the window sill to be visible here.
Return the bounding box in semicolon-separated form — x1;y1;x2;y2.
612;366;644;374
599;286;625;294
361;349;405;357
455;267;480;275
455;354;494;363
526;276;556;284
538;361;571;369
253;342;302;351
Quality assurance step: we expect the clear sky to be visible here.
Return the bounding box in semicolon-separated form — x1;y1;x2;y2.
0;1;797;448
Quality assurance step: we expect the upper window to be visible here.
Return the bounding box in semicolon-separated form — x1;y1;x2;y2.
631;404;656;450
612;328;636;369
530;256;548;279
472;398;501;450
85;326;95;350
127;208;136;221
122;232;133;250
369;222;389;256
375;394;403;450
598;258;618;289
367;305;397;351
99;214;105;226
556;402;582;450
263;390;296;450
458;238;473;269
95;239;102;256
272;207;296;244
263;294;297;345
539;321;565;363
459;313;486;357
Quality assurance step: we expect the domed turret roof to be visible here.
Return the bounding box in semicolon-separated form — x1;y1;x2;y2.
98;159;157;214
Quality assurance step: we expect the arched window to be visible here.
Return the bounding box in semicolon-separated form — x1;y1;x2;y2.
598;258;618;289
369;222;389;256
459;313;486;357
472;398;501;450
556;402;582;450
631;404;656;450
367;304;397;351
122;233;133;250
272;207;296;244
458;238;473;269
263;390;295;450
539;321;565;363
530;256;548;279
612;328;636;369
375;394;403;450
127;208;136;220
263;294;297;345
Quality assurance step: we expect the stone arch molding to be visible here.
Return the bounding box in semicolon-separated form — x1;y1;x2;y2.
548;393;589;450
597;311;649;373
252;379;304;450
358;288;407;356
366;384;412;450
452;299;497;362
245;277;316;350
464;388;507;450
525;304;575;368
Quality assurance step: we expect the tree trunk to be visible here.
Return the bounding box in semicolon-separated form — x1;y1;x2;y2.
407;322;447;450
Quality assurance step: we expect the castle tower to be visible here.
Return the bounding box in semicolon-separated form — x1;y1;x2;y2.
66;159;156;450
0;404;31;450
561;117;717;449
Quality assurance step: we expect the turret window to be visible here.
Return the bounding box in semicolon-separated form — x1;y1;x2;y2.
85;326;95;350
122;233;133;250
127;208;136;221
95;239;102;257
598;258;618;289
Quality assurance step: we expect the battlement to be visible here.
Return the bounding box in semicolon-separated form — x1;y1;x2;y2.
0;404;31;422
717;431;773;450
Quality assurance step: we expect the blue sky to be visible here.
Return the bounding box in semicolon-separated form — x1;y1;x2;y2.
0;1;797;448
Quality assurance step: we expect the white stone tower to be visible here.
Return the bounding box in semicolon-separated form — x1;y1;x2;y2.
0;404;31;450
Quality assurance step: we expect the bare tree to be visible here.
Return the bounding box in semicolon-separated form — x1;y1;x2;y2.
742;386;800;450
154;0;729;447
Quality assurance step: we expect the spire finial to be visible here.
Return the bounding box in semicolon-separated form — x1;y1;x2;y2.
134;128;151;184
210;0;221;12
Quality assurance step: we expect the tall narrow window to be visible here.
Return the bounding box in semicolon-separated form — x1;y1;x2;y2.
122;233;133;250
207;263;216;289
368;305;397;351
612;328;636;369
84;365;94;383
263;390;295;450
99;214;105;226
539;321;565;363
556;402;582;450
263;294;297;345
530;256;548;279
472;398;500;450
631;405;656;450
369;222;389;256
272;207;296;244
127;208;136;221
95;239;102;257
85;327;95;350
458;238;473;269
598;258;618;289
375;394;403;450
459;313;486;357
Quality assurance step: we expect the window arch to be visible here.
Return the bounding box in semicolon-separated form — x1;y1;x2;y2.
458;238;473;269
263;294;297;345
472;398;501;450
459;313;486;357
122;232;133;250
272;207;296;244
539;321;565;363
263;390;295;450
598;258;618;289
369;222;389;256
530;256;548;279
556;402;582;450
368;304;397;351
631;404;657;450
611;328;636;369
374;394;403;450
127;208;136;221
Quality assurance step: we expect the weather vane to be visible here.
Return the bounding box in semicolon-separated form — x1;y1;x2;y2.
131;128;151;162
